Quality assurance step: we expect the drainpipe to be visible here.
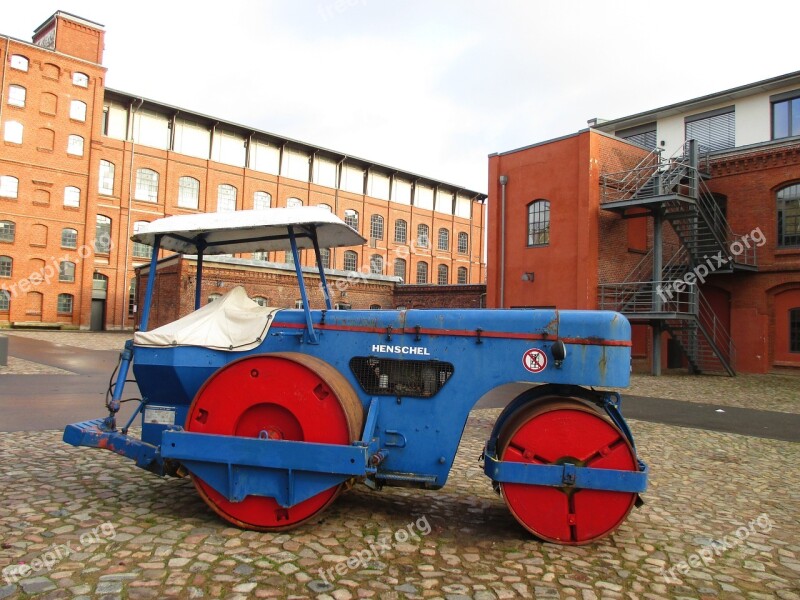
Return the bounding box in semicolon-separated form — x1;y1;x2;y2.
499;175;508;308
122;98;143;330
0;37;9;125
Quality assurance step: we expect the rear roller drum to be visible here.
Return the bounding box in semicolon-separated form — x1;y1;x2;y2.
185;352;364;531
497;398;638;545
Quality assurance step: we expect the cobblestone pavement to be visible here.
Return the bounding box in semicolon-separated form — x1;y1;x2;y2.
0;357;71;376
0;411;798;599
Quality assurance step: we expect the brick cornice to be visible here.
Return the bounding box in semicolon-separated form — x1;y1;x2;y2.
711;143;800;176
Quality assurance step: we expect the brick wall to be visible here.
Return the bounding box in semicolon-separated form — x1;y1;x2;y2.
393;284;486;309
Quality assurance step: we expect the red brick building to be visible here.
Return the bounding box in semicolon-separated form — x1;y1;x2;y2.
488;72;800;375
0;12;486;330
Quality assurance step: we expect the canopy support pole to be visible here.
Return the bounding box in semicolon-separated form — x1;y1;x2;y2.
310;227;333;310
194;238;207;310
288;227;318;344
139;235;163;332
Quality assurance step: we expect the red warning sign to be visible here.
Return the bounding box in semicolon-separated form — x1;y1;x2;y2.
522;348;547;373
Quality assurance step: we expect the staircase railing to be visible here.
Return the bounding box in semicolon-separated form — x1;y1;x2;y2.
696;290;736;372
600;148;662;203
695;176;757;267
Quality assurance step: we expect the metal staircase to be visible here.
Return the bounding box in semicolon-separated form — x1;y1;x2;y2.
597;140;756;375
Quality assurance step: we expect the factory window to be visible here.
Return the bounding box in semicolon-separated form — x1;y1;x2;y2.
253;296;268;307
394;258;406;282
217;184;237;211
771;91;800;140
295;300;304;309
317;203;332;212
0;221;14;243
134;169;159;202
94;215;112;254
438;228;449;251
0;176;18;198
791;308;800;353
4;121;23;143
69;100;87;122
0;256;11;278
59;261;75;282
437;264;449;285
284;250;295;265
10;55;28;71
98;160;115;195
67;134;84;156
178;176;199;209
61;228;78;249
417;224;429;248
416;261;428;284
128;278;137;318
527;200;550;247
286;197;302;208
208;294;222;303
343;250;358;272
64;186;81;208
458;232;468;254
73;72;89;87
319;248;330;269
370;304;381;310
8;85;26;108
57;293;74;315
254;191;271;210
252;251;268;261
132;222;151;259
457;266;468;284
394;219;407;243
0;290;9;312
370;254;383;274
370;215;384;240
685;106;735;153
778;183;800;247
344;209;359;231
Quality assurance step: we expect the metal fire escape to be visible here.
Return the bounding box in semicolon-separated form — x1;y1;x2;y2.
598;140;758;376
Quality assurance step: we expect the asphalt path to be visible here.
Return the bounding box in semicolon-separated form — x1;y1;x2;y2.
1;335;798;442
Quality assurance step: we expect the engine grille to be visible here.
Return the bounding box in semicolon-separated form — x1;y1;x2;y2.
349;357;454;398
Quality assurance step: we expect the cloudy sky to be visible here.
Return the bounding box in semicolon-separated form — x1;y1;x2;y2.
6;1;798;192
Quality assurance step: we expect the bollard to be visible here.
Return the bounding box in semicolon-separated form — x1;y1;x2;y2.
0;334;7;367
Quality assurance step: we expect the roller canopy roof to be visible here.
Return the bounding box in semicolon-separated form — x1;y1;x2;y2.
131;207;366;255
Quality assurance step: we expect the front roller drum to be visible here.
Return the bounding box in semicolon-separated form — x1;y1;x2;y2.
497;398;639;545
185;352;364;531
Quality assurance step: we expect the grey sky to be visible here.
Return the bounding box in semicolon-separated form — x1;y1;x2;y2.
6;1;798;192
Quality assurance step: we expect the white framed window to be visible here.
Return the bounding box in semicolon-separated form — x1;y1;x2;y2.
10;55;28;72
394;219;407;243
98;160;115;195
438;228;449;251
132;221;151;258
72;72;89;87
457;266;468;284
57;293;74;314
0;176;19;198
0;256;12;278
344;209;358;231
393;258;406;282
343;250;358;271
370;254;383;274
370;215;384;240
135;168;159;202
319;247;330;269
217;184;237;211
457;232;468;254
416;261;428;284
295;299;304;309
64;186;81;208
61;228;78;249
4;121;23;144
69;100;87;121
286;197;302;208
0;290;9;311
59;261;76;282
178;176;200;209
94;215;112;254
8;85;26;108
254;191;271;210
67;134;84;156
208;294;222;303
437;264;449;285
253;251;268;261
417;224;429;248
0;221;15;243
253;296;268;307
317;203;332;212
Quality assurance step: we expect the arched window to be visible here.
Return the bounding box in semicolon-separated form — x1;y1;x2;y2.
132;222;151;258
252;296;268;307
0;221;15;243
8;85;26;108
72;72;89;87
319;248;330;269
777;183;800;248
417;224;429;248
438;228;449;251
0;256;12;278
61;228;78;249
59;261;75;282
393;258;406;282
344;209;359;231
394;219;407;243
95;215;112;253
67;134;84;156
437;264;449;285
10;55;28;71
343;250;358;272
0;290;9;312
64;186;81;208
178;176;200;208
135;168;159;202
457;232;468;254
317;203;332;212
370;254;383;274
4;121;23;144
370;215;384;240
527;199;550;246
286;197;302;208
208;294;222;303
0;176;18;198
416;261;428;284
99;160;115;195
254;191;272;210
217;184;237;211
370;304;381;310
457;266;468;284
69;100;87;121
57;294;74;314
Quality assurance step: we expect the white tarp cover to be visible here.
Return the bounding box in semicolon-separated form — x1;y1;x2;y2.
130;207;366;255
133;286;279;351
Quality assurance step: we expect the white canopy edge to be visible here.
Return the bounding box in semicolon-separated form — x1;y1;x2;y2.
131;207;366;255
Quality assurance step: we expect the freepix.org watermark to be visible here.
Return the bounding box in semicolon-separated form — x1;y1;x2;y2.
2;522;117;585
317;515;431;586
656;227;765;303
661;513;774;584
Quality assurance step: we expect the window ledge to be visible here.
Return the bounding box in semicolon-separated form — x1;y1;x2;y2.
30;243;46;248
4;141;22;147
63;206;81;211
58;280;75;284
37;147;54;153
775;248;800;256
773;359;800;367
32;202;50;207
